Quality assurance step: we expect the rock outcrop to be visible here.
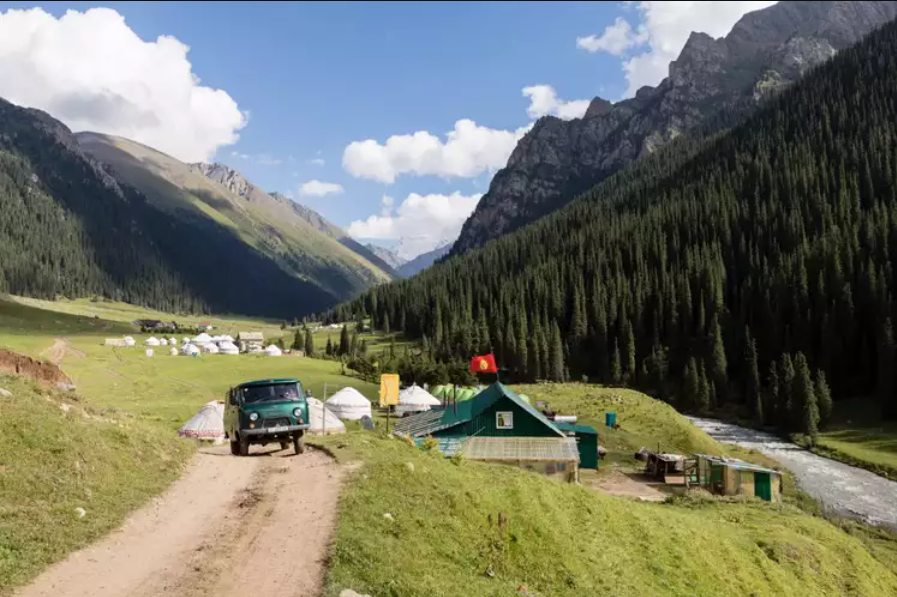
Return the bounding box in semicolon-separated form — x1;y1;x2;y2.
452;0;897;255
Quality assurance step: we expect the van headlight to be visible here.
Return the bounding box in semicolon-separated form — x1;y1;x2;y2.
293;408;302;419
249;412;259;422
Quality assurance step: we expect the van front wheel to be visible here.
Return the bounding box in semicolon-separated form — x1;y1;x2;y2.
293;434;306;455
230;440;240;456
238;434;250;456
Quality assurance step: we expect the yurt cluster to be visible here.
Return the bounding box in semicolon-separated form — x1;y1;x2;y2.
107;332;284;357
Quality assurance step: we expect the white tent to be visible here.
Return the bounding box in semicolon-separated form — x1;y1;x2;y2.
145;349;154;358
169;337;178;345
181;343;200;356
123;336;136;347
326;387;372;420
202;343;220;354
219;341;240;355
169;347;179;356
178;401;225;441
218;334;235;343
182;337;191;344
306;397;346;435
145;337;160;347
396;384;441;415
192;333;213;345
159;338;169;346
264;344;283;357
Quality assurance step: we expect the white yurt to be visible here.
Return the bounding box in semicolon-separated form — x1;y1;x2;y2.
264;344;283;357
182;337;191;344
123;336;136;347
178;401;225;442
192;333;213;345
159;338;169;346
218;334;235;343
181;343;200;356
326;387;372;420
169;347;179;356
219;341;240;355
145;337;160;347
169;337;178;345
396;384;442;415
202;343;220;354
145;349;154;358
306;397;346;435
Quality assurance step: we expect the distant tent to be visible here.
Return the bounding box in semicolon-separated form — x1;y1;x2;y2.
397;384;441;415
306;397;346;435
123;336;136;346
219;341;240;355
202;343;220;354
178;401;225;441
218;334;235;343
326;387;372;420
181;344;200;356
169;347;179;356
145;337;160;347
159;338;169;346
169;338;178;346
192;333;213;345
182;337;191;344
264;345;283;357
145;349;154;357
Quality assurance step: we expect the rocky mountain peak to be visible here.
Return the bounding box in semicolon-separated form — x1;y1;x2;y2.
451;0;897;257
190;162;256;200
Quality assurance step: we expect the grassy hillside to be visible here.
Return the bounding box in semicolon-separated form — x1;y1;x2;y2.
812;400;897;481
77;133;392;301
313;432;897;597
0;374;192;593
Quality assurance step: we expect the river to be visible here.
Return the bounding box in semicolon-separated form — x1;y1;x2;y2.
688;417;897;530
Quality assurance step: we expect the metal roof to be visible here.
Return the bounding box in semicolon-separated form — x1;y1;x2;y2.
694;453;782;475
237;378;299;388
414;436;466;457
554;422;599;435
393;383;564;438
238;332;265;341
462;437;580;462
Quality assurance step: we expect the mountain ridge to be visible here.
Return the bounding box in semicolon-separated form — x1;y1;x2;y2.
451;0;897;256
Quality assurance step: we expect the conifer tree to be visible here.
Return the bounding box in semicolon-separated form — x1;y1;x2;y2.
339;325;350;356
549;322;565;382
765;361;780;426
794;352;819;441
623;321;636;383
745;327;762;424
683;357;699;411
695;358;711;414
304;328;314;356
610;339;622;385
325;336;333;357
815;370;833;428
709;315;728;402
383;313;391;335
292;329;303;351
878;318;895;411
779;354;796;430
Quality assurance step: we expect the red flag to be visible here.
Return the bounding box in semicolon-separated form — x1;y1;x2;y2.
470;353;498;374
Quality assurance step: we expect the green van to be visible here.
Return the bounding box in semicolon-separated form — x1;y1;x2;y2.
225;378;311;456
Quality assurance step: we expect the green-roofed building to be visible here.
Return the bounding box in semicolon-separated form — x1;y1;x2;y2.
395;383;580;482
554;422;599;470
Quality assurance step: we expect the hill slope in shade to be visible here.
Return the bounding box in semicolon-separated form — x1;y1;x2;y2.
452;0;897;255
364;243;406;270
76;133;393;304
0;98;335;319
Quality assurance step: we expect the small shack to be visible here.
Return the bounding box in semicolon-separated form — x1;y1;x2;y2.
693;454;783;502
395;383;580;482
238;332;265;352
554;422;599;469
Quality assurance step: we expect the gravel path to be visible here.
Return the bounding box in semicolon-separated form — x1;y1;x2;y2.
15;446;344;597
689;417;897;530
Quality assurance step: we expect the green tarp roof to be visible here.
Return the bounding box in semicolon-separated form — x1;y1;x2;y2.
394;383;565;438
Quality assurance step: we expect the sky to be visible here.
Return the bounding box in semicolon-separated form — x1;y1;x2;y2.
0;0;775;259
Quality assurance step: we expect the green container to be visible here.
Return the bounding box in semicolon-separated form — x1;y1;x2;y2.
605;412;617;427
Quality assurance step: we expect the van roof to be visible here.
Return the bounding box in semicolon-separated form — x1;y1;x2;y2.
237;378;299;388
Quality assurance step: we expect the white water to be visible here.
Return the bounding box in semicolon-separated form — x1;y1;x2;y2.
689;417;897;530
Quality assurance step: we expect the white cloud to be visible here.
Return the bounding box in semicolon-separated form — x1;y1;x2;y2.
309;158;326;166
380;195;395;216
522;85;590;120
577;17;647;55
232;151;281;166
299;180;344;197
348;192;481;257
343;119;529;183
0;7;246;162
578;1;777;97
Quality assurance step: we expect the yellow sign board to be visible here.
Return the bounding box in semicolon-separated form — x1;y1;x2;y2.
379;374;400;407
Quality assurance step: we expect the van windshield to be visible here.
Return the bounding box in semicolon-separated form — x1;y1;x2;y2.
241;383;303;404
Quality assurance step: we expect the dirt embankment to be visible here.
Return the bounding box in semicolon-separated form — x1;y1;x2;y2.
15;447;345;597
0;348;72;386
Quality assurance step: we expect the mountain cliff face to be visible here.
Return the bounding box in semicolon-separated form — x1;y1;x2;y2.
396;243;452;278
365;244;406;270
452;0;897;255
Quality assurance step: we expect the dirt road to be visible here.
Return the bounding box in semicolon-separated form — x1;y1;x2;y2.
41;338;85;365
15;446;345;597
690;417;897;530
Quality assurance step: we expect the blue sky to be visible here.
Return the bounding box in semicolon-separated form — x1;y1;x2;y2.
0;1;775;257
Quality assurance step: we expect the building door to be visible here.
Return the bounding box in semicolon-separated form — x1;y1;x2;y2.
754;472;772;501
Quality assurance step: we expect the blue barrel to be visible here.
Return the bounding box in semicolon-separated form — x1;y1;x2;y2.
606;412;617;427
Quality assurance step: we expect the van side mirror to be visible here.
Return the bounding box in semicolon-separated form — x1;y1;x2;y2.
228;390;238;405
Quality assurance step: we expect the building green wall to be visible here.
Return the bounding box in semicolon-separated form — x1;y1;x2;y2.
435;396;559;439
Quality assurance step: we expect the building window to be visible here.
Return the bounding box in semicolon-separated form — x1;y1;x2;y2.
558;462;567;471
496;411;514;429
